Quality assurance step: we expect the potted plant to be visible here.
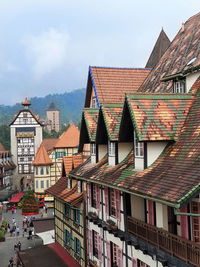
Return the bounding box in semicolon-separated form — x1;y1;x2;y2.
106;219;118;230
89;259;98;267
0;230;5;242
88;211;98;220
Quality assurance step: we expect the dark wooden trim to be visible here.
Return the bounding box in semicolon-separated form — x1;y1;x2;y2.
144;142;147;169
115;142;118;165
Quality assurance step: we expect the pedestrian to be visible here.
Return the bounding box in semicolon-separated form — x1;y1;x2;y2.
8;257;14;267
45;205;48;214
18;241;21;251
16;226;20;236
14;243;18;251
12;218;15;224
11;207;14;214
7;224;10;234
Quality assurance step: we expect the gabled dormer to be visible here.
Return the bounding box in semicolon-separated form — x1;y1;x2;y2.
79;108;99;164
119;93;194;170
96;104;123;166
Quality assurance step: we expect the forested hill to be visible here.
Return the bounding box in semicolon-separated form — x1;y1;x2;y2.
0;88;86;125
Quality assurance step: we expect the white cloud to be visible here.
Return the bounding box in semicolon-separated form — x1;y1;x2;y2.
23;28;70;80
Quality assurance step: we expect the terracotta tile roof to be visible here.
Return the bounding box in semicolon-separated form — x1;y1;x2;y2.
32;218;54;233
41;138;58;152
145;29;171;69
82;108;99;142
0;143;6;152
85;66;151;107
33;144;52;166
46;176;68;196
140;12;200;93
126;93;194;141
55;124;80;148
63;155;83;175
22;97;31;106
72;78;200;205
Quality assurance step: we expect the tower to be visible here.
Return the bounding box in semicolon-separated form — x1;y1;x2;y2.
10;98;43;189
46;102;60;132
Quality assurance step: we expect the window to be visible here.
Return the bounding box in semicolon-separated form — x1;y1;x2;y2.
41;180;44;188
40;167;44;175
67;178;71;189
64;230;71;247
93;230;98;258
108;141;115;157
112;243;118;267
92;97;97;108
91;143;96;156
64;204;70;218
77;180;82;193
173;80;186;93
134;134;144;158
46;180;49;188
46;167;49;175
74;237;81;256
91;184;97;208
110;189;116;217
137;260;150;267
55;151;66;159
74;209;80;225
35;167;38;175
35;180;38;189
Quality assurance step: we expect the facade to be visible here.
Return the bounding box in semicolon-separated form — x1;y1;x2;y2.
70;13;200;267
47;155;85;266
10;98;43;189
46;102;60;132
0;143;15;188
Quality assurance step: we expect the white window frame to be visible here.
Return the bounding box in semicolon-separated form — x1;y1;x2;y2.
67;178;71;189
134;134;144;158
108;141;115;157
41;180;44;189
173;80;186;93
92;97;97;108
35;180;38;189
77;180;82;193
91;143;96;156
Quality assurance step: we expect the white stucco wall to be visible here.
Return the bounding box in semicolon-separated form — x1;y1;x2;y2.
131;195;145;221
147;142;168;167
10;127;17;173
108;156;115;166
186;72;200;92
118;142;133;163
98;144;107;160
135;157;144;171
91;155;96;164
156;203;168;230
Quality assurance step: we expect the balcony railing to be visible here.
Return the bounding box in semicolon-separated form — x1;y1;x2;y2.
128;216;200;267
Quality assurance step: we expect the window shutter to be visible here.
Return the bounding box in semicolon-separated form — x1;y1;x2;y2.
98;234;102;262
88;229;92;255
117;246;123;267
115;190;121;221
87;183;92;206
180;205;189;239
55;151;58;159
148;200;154;225
132;257;137;267
104;187;109;216
64;229;66;244
77;210;80;225
74;237;77;252
96;184;101;210
106;241;111;267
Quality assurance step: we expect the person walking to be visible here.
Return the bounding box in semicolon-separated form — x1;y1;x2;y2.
18;241;21;251
16;226;20;236
28;229;32;240
12;218;15;224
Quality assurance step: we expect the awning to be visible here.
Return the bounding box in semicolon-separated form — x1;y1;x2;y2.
9;192;24;203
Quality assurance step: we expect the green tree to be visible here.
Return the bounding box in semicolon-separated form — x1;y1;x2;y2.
0;125;10;150
21;190;39;215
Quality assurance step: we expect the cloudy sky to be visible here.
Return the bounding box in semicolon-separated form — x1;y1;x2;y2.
0;0;199;105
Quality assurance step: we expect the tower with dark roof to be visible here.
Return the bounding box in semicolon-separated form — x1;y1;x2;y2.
145;28;171;69
46;102;60;132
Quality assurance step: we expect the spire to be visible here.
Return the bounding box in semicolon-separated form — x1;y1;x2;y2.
145;28;171;69
22;97;31;109
32;144;52;166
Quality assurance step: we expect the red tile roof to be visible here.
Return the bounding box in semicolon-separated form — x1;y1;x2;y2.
41;138;59;152
33;144;52;166
63;155;83;175
140;12;200;93
55;124;80;148
85;67;151;107
82;108;99;142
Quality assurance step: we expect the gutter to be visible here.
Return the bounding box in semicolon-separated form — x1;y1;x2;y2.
174;209;200;217
69;173;178;208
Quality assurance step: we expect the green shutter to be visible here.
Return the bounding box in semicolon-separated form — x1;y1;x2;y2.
64;151;66;156
74;237;77;252
55;151;58;159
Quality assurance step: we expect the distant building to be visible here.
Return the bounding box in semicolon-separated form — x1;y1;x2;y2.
10;98;43;189
46;102;60;133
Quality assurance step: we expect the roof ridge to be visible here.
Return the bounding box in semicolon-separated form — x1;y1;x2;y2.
90;65;151;70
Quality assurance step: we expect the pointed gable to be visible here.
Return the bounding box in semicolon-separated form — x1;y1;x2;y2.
85;66;151;107
55;124;80;148
140;12;200;93
145;29;170;69
33;144;52;166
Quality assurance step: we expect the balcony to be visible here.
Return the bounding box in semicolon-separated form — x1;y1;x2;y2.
128;216;200;267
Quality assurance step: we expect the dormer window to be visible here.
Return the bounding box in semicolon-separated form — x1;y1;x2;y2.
92;97;97;108
134;135;144;158
91;143;96;156
67;178;71;189
173;79;186;93
108;141;115;157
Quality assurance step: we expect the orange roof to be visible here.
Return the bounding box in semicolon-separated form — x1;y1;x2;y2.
63;155;83;174
55;124;80;148
41;138;58;152
0;143;6;152
33;144;52;166
85;67;151;107
22;97;31;106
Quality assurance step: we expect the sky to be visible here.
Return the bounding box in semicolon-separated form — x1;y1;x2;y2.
0;0;199;105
